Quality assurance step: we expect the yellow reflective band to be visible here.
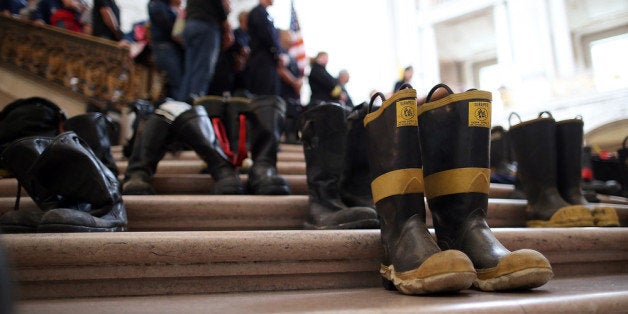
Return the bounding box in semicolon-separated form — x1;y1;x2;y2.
418;90;492;116
423;168;490;199
364;88;416;126
194;95;224;105
371;168;424;203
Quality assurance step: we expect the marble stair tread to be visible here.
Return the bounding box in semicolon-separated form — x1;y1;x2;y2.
13;274;628;313
0;175;523;198
2;228;627;299
115;159;306;175
112;150;305;162
2;195;626;230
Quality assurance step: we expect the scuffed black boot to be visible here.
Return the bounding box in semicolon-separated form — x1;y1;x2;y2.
28;132;127;232
0;137;56;232
509;112;593;227
123;114;172;195
556;116;618;227
489;126;515;184
364;86;475;295
246;96;291;195
172;106;245;195
339;103;374;208
419;84;553;291
63;112;119;176
301;103;378;229
123;99;155;158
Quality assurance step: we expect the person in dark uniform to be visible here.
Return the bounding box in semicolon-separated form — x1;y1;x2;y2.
278;29;303;143
92;0;123;41
148;0;184;99
178;0;231;101
308;51;342;106
337;69;353;109
208;10;250;96
246;0;285;96
393;65;413;92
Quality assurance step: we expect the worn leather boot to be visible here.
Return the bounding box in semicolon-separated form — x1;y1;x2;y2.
364;86;476;295
123;113;172;195
0;137;56;232
28;132;127;232
509;112;594;227
339;103;374;208
419;83;553;291
246;96;291;195
63;112;119;176
172;106;245;195
301;103;378;229
556;116;618;226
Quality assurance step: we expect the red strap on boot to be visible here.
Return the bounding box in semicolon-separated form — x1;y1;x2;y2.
211;117;235;163
233;113;248;167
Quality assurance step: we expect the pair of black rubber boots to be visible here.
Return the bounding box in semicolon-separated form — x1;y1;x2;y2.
507;112;619;227
122;96;290;196
0;107;125;233
363;84;553;295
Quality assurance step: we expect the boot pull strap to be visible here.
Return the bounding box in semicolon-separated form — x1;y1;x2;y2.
368;92;386;113
508;112;522;127
426;83;454;102
233;113;248;167
399;83;413;90
538;111;553;118
210;117;235;163
14;182;21;211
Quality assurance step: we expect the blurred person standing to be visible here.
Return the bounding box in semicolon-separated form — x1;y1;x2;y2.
393;65;413;92
148;0;184;100
278;29;303;143
177;0;231;101
92;0;122;40
246;0;284;96
308;51;342;106
337;69;353;108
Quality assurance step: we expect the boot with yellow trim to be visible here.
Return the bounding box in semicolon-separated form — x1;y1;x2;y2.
555;115;619;226
418;83;553;291
508;112;594;227
364;85;476;295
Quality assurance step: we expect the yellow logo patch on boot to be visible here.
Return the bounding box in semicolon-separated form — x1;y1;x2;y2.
468;101;491;128
396;100;418;127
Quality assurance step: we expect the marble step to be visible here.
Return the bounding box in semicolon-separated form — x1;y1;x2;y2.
0;176;514;198
113;149;305;162
1;195;626;231
115;159;306;175
13;274;628;313
1;228;626;299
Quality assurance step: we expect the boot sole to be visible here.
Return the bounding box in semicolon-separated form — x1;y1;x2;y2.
473;267;554;291
527;205;595;227
591;206;620;227
38;224;127;232
303;218;380;230
381;250;476;295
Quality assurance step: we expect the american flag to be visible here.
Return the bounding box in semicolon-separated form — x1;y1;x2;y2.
289;0;307;75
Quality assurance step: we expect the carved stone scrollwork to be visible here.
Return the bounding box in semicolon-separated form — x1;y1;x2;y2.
0;15;163;110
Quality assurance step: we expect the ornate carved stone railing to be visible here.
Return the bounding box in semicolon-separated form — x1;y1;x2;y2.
0;15;161;110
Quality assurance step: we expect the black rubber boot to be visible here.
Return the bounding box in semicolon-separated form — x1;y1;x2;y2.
0;137;56;232
508;112;593;227
123;114;172;195
619;137;628;198
339;103;374;208
489;126;515;184
418;84;553;291
556;117;618;227
246;96;291;195
63;112;119;176
300;103;378;230
364;86;476;295
28;132;127;232
172;106;245;195
123;99;155;159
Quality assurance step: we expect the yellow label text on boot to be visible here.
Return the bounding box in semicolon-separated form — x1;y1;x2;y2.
468;101;491;128
396;100;418;127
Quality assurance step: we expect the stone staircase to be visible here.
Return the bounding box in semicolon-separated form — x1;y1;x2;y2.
1;143;627;313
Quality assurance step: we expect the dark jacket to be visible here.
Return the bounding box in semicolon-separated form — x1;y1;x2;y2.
148;0;177;44
247;4;281;62
185;0;227;25
309;62;339;105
